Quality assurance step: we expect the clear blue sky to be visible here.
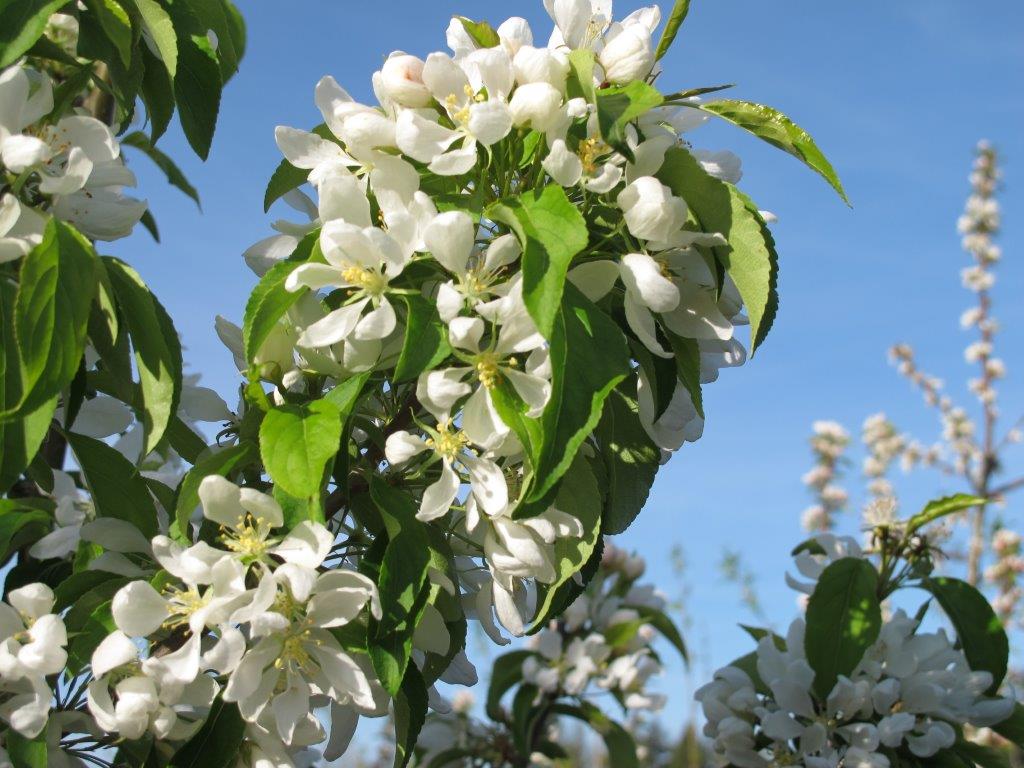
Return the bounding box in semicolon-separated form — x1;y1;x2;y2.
105;0;1024;746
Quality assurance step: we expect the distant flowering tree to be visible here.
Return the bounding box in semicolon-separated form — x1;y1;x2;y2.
14;1;1022;767
700;142;1024;768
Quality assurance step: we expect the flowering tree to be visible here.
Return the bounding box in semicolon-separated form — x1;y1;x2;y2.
698;143;1024;768
12;1;1013;767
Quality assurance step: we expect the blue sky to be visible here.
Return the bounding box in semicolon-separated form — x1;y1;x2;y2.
104;0;1024;746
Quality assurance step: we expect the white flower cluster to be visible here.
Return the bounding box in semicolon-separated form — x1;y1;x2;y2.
800;421;850;532
85;476;386;760
0;63;147;255
698;537;1014;768
229;0;751;643
522;543;668;711
986;528;1024;622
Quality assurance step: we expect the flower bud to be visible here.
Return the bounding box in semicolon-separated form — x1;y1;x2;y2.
378;53;432;108
509;82;564;131
617;176;688;243
599;25;654;85
513;45;569;89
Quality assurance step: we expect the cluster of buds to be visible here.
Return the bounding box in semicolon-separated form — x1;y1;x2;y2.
985;528;1024;623
800;421;851;532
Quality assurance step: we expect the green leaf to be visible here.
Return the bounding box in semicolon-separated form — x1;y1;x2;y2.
635;605;688;662
133;0;177;76
122;131;200;205
0;0;70;68
922;577;1008;695
665;330;704;418
0;277;57;493
84;0;133;67
10;220;97;417
183;0;244;80
655;0;692;60
104;257;182;454
368;478;432;695
524;284;631;507
528;455;602;630
242;232;318;363
173;441;258;539
139;44;175;143
658;147;779;353
487;184;588;339
551;702;639;768
566;49;596;103
166;1;223;159
259;399;341;500
53;569;125;611
455;16;500;48
953;737;1013;768
486;650;534;721
0;499;53;562
6;728;47;768
393;294;451;383
699;99;849;204
905;494;987;536
595;81;664;163
594;385;661;535
804;557;881;699
68;432;159;538
168;697;246;768
393;663;428;768
992;703;1024;748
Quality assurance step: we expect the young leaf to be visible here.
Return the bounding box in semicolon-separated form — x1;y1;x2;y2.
133;0;178;76
699;99;849;204
393;294;451;383
486;650;535;721
455;16;500;48
68;432;159;538
655;0;692;60
104;257;183;454
84;0;133;67
595;81;664;162
262;124;334;211
0;499;53;562
922;577;1008;695
566;49;596;103
487;184;588;340
665;330;704;418
242;231;318;363
5;728;47;768
122;131;200;205
804;557;881;699
259;399;341;500
905;494;987;536
0;0;70;68
173;441;259;539
528;456;602;630
184;0;244;80
11;220;98;417
658;147;779;353
550;702;639;768
594;385;661;535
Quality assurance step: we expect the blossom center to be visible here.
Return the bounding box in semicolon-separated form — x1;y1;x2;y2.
341;264;388;296
221;514;273;560
578;138;610;175
426;421;469;461
474;352;504;389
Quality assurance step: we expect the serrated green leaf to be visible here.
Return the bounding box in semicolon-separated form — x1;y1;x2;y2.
566;49;596;103
122;131;200;205
393;663;428;768
242;231;317;363
487;184;588;340
260;399;341;499
0;0;70;68
551;701;639;768
9;220;97;418
455;16;499;48
68;431;159;538
262;124;334;211
104;256;182;454
905;494;987;536
658;147;779;353
486;650;534;721
165;1;223;159
139;43;175;142
655;0;692;60
133;0;177;76
804;557;881;699
393;294;451;383
922;577;1008;695
594;385;660;535
699;99;849;204
664;330;703;418
85;0;133;67
528;455;602;630
6;728;47;768
182;0;242;80
595;81;664;163
0;499;53;562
